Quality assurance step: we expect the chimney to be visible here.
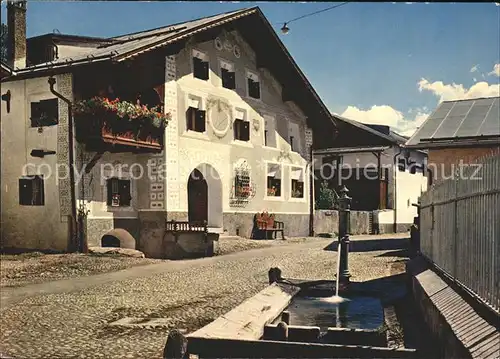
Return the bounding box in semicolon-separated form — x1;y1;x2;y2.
7;0;27;69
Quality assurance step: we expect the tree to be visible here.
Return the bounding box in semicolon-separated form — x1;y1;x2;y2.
0;23;7;62
315;181;339;210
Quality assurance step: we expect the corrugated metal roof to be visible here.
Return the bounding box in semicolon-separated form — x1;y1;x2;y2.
406;97;500;147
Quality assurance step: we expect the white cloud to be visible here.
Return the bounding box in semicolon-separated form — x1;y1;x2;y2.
418;78;500;102
470;64;479;73
340;105;428;137
488;63;500;77
473;77;477;82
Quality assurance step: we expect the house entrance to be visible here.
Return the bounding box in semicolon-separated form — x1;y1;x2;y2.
188;169;208;223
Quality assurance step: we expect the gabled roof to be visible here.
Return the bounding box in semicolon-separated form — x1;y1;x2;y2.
6;7;255;73
2;6;410;145
407;96;500;149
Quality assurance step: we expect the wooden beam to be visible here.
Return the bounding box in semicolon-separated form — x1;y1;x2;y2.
187;283;300;340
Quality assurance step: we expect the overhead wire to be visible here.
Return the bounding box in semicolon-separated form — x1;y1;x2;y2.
275;2;350;31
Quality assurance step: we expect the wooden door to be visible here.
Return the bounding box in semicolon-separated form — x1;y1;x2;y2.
188;169;208;223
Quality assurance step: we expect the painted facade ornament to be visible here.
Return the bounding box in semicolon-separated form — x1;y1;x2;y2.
277;148;293;163
207;97;232;138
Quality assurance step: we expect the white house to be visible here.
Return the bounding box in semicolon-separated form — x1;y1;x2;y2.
1;4;356;252
313;121;428;233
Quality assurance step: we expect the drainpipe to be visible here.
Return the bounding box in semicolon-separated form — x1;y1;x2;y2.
48;76;78;252
309;146;315;236
392;146;403;233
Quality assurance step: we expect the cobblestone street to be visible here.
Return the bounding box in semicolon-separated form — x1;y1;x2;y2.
1;234;409;359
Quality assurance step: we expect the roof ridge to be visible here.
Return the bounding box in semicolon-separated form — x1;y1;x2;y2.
110;6;255;40
441;95;500;103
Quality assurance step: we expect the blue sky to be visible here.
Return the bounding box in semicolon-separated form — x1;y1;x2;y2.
2;1;499;135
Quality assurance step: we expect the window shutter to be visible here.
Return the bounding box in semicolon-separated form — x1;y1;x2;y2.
202;61;209;80
30;102;42;127
106;179;114;206
19;178;33;205
119;180;131;206
242;121;250;141
186;107;196;130
228;72;236;89
196;109;206;132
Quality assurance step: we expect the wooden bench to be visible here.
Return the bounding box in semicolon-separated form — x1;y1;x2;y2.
255;212;285;240
164;220;208;243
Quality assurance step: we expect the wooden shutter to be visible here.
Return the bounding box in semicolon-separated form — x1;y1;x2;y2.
241;121;250;141
195;109;206;132
119;180;131;206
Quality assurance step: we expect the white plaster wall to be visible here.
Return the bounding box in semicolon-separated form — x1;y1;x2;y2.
56;44;96;60
395;150;427;224
164;29;311;221
83;152;141;220
1;74;72;251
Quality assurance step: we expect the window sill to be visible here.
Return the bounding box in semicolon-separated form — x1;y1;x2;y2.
231;140;253;148
264;195;284;201
105;206;135;212
288;197;307;203
262;145;280;151
182;130;210;140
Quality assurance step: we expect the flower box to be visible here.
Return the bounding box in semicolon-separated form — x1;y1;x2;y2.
74;97;171;152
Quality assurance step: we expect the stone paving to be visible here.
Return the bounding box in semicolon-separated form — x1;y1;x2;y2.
0;234;409;359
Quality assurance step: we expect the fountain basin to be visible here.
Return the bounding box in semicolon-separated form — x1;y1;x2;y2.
284;294;384;331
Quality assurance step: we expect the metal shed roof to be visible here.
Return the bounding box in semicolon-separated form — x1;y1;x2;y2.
406;97;500;148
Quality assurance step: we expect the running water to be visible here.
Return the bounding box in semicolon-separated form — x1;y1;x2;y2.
320;240;349;304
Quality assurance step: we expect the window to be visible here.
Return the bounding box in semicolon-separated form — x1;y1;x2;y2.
291;167;305;198
263;115;276;147
220;59;236;89
19;175;45;206
398;158;406;172
288;122;301;152
266;163;281;197
234;170;251;199
30;99;58;127
186;97;206;133
234;109;249;142
106;178;131;207
247;71;261;99
192;50;209;80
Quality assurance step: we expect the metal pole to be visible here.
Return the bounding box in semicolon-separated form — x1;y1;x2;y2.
338;185;352;284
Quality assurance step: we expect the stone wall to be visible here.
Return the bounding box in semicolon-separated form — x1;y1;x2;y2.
313;210;371;236
406;257;499;359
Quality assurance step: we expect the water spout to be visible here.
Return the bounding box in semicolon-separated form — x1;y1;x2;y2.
320;241;349;304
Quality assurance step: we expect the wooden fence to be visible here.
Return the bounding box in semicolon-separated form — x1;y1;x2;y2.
419;154;499;314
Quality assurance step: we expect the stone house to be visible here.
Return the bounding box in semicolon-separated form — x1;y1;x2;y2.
406;96;500;184
1;3;365;252
313;118;428;234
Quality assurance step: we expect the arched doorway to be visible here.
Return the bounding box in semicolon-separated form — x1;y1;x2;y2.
187;164;223;228
188;169;208;223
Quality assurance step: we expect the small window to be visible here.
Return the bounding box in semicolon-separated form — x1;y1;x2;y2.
19;175;45;206
234;119;250;141
30;99;58;127
398;158;406;172
186;107;206;133
288;122;301;153
263;115;276;147
234;171;251;199
106;178;131;207
220;60;236;89
247;71;261;99
291;168;304;198
193;50;209;80
267;163;281;197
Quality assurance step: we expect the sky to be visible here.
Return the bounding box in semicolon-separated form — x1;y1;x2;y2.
1;1;499;136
